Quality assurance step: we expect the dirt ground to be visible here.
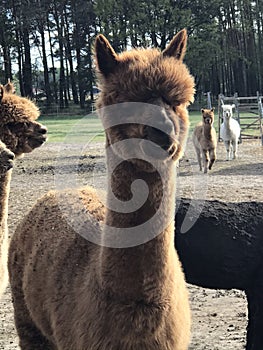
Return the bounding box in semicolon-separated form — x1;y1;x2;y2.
0;137;262;349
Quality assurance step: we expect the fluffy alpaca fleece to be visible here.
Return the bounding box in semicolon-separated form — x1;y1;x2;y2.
192;108;217;173
9;29;195;350
0;82;47;298
0;81;47;157
0;141;14;297
220;104;241;160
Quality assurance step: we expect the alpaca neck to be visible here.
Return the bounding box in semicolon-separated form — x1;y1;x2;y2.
203;123;213;140
224;118;231;127
99;153;177;300
0;170;11;294
0;171;11;231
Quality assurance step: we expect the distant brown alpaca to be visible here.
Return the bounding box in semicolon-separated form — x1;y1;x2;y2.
192;108;217;173
0;83;47;297
9;29;195;350
4;79;16;94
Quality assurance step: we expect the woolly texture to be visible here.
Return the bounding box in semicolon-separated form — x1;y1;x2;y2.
0;83;46;156
9;29;195;350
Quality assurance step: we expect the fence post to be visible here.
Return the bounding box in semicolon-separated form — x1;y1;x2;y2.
257;92;263;146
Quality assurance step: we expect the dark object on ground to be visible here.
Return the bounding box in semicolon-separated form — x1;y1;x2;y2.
175;198;263;350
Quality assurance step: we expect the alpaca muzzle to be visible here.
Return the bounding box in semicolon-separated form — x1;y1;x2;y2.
0;149;14;172
224;111;231;119
28;124;48;148
143;125;176;159
204;117;212;124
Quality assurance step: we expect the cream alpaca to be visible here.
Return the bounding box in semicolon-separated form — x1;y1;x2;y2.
220;104;241;160
9;30;195;350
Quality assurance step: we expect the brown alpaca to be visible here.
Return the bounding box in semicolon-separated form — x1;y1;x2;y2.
0;81;47;157
192;108;217;173
0;82;47;297
8;29;195;350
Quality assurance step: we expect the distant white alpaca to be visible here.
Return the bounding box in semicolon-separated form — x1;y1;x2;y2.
220;104;241;160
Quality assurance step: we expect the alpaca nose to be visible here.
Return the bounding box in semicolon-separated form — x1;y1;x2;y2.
8;151;15;160
153;115;175;138
145;125;174;150
39;126;47;134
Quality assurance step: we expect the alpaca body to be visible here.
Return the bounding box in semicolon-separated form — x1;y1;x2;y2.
10;176;189;350
220;104;241;160
0;82;46;298
192;108;217;173
175;198;263;350
9;30;195;349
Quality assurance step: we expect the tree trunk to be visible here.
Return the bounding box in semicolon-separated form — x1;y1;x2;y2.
22;27;33;98
40;28;52;105
64;5;79;105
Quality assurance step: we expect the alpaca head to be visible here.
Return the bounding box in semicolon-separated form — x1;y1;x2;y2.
4;79;16;94
94;29;195;171
222;104;235;121
0;140;14;175
201;108;215;125
0;84;47;157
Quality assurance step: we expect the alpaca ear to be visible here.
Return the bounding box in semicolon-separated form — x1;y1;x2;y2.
95;34;119;77
162;29;187;60
201;109;204;113
0;85;4;103
211;107;215;112
4;79;15;94
231;104;235;109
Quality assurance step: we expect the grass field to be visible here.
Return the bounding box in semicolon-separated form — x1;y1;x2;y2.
39;114;105;143
39;110;261;144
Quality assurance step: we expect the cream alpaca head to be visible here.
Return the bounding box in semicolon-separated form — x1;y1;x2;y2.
222;104;235;121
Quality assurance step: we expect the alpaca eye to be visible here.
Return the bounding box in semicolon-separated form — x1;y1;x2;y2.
161;96;171;107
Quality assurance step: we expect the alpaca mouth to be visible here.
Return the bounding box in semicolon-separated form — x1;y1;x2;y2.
1;160;14;173
142;126;176;159
140;139;175;160
28;135;47;148
5;160;14;171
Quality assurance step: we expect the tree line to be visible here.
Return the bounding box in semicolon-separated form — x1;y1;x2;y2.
0;0;263;111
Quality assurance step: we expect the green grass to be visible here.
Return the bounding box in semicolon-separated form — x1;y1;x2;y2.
39;110;261;144
39;114;105;143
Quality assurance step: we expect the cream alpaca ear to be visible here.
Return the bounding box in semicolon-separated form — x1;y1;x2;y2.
95;34;119;77
162;29;187;60
0;85;4;103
